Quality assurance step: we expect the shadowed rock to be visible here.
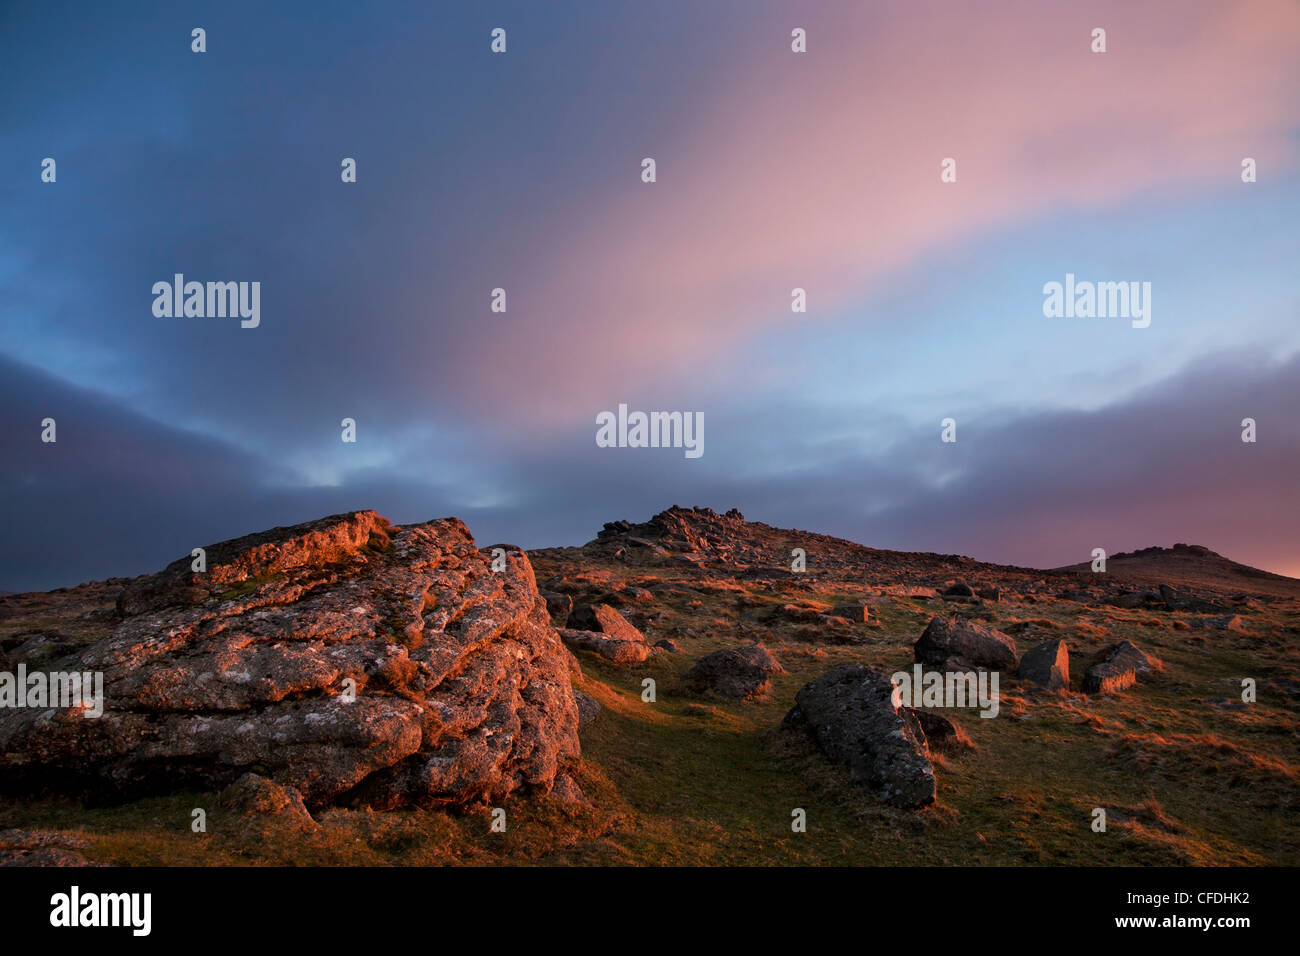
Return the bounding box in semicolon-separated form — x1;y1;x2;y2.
1018;639;1070;690
904;707;975;755
829;603;869;622
785;664;936;808
915;615;1018;672
573;688;601;727
0;512;580;810
540;590;572;628
686;643;784;699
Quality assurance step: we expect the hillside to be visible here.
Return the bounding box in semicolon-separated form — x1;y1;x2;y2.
1056;544;1300;600
0;505;1296;866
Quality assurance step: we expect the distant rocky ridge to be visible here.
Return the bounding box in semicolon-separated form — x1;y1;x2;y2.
0;511;580;810
1055;543;1300;599
545;505;1298;605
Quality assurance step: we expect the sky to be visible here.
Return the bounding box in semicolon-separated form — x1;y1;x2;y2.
2;0;1298;591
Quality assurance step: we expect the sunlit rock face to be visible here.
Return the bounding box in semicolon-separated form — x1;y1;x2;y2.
0;511;580;810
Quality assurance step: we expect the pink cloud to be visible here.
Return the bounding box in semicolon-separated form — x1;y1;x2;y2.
443;0;1300;424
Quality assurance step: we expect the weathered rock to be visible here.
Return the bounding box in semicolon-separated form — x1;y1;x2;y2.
829;603;869;623
567;603;646;643
1018;639;1070;690
785;665;936;808
219;773;318;830
0;512;580;810
976;587;1001;603
943;580;975;598
654;638;681;653
0;830;104;867
1082;640;1163;694
686;644;784;699
116;510;391;617
559;628;652;665
915;615;1018;672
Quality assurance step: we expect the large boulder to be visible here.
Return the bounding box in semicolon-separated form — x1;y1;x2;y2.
915;615;1018;672
567;603;644;641
785;665;936;808
0;512;580;810
1082;640;1163;695
1018;639;1070;690
686;644;784;699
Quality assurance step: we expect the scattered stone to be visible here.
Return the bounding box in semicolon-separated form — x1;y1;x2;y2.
654;638;681;653
560;603;652;664
775;603;826;623
943;581;975;598
1082;640;1163;694
686;644;784;699
828;603;869;623
915;615;1018;672
560;628;652;665
1017;639;1070;690
1188;615;1246;631
785;665;936;808
568;603;646;643
976;587;1001;603
219;773;318;830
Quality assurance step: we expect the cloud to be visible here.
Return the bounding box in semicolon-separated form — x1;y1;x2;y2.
455;0;1300;421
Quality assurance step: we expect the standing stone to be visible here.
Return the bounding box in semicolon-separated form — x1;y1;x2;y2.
1018;639;1070;690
